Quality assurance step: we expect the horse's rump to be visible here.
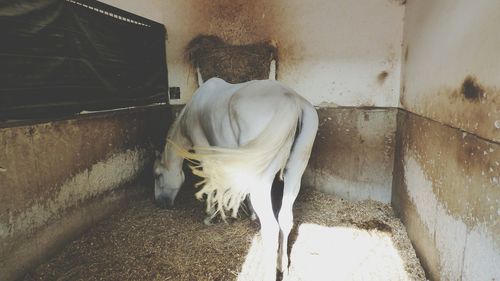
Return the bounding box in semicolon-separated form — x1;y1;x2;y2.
171;94;302;220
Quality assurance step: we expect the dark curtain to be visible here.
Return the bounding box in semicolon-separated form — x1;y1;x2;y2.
0;0;168;120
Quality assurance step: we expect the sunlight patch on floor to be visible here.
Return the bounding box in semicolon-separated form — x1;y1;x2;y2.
286;224;410;281
238;223;410;281
237;234;274;281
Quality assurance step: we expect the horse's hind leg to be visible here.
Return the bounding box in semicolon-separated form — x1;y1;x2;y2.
245;194;257;220
277;105;318;273
250;178;280;281
276;172;304;274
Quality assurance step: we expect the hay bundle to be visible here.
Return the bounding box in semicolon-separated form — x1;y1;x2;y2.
185;35;277;84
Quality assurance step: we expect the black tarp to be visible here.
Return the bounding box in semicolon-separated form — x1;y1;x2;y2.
0;0;168;120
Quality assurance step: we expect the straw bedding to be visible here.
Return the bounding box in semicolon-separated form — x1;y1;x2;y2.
23;185;426;281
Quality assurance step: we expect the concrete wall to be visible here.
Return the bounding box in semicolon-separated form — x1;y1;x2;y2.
394;1;500;280
393;111;500;280
101;0;405;107
0;106;171;281
171;103;398;205
304;107;397;203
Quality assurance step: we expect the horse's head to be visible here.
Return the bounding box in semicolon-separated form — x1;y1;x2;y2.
153;156;184;209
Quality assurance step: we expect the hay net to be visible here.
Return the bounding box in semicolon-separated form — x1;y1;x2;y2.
185;35;277;84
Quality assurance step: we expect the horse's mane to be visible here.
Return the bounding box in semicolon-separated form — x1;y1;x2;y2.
170;96;302;221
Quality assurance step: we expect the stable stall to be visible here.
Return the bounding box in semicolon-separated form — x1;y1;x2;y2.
1;0;499;280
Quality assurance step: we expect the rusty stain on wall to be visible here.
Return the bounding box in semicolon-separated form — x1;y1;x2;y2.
187;0;276;45
377;71;389;85
389;0;407;6
404;77;500;142
460;75;484;102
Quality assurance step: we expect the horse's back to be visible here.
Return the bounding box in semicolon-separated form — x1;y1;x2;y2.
187;78;309;148
194;78;298;107
228;80;304;146
191;78;250;107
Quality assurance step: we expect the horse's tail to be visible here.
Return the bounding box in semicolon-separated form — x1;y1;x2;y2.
171;95;303;221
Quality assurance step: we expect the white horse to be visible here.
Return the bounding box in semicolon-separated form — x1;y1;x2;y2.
154;77;318;278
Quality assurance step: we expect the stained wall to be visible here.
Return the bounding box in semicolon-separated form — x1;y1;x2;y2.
0;106;171;281
394;1;500;280
184;0;405;107
400;0;500;142
393;111;500;280
304;107;397;203
71;2;500;280
6;1;500;280
101;0;405;107
99;0;405;203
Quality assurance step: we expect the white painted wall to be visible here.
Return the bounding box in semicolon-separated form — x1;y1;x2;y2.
272;0;404;108
399;1;500;279
100;0;405;107
401;0;500;141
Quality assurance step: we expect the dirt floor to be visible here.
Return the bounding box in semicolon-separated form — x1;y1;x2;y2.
23;186;426;281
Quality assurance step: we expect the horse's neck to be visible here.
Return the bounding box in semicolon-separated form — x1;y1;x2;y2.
163;118;190;170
